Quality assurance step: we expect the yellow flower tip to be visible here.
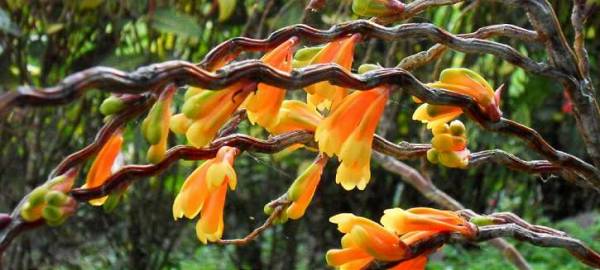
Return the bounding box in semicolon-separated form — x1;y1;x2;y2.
336;162;370;191
195;183;227;243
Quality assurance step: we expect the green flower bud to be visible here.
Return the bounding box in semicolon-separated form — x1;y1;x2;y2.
99;96;125;116
182;90;220;119
470;216;494;226
103;192;123;213
449;120;466;136
358;64;381;74
143;101;166;145
28;187;49;206
352;0;405;17
426;149;439;164
45;191;68;206
42;205;63;222
292;46;324;68
263;204;274;215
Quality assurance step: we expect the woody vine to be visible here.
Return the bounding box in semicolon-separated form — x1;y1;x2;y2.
1;0;599;269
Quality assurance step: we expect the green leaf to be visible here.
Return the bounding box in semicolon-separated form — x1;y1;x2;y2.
150;8;202;38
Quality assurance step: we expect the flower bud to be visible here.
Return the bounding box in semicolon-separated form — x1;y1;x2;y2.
42;205;62;222
45;190;68;206
357;63;381;74
100;96;125;116
170;113;192;134
426;149;439;164
449;120;466;136
352;0;405;17
28;187;49;206
142;101;166;145
292;46;324;68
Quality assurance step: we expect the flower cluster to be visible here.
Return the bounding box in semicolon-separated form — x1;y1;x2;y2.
427;120;470;168
326;207;475;269
20;169;78;226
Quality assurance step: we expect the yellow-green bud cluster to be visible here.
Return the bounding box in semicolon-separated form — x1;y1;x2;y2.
20;173;76;226
427;120;470;168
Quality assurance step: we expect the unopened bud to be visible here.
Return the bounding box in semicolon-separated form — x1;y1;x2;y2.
357;63;381;74
45;191;68;206
449;120;466;136
100;96;125;116
352;0;405;17
292;46;324;68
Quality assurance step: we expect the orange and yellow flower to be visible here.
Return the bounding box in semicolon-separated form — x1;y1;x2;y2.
326;213;408;269
381;207;475;238
286;154;327;219
302;34;361;111
327;207;475;270
413;68;501;129
172;146;239;243
82;131;124;206
245;37;298;129
315;86;389;190
181;82;254;148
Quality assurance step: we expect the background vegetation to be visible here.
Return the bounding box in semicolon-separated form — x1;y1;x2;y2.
0;0;598;269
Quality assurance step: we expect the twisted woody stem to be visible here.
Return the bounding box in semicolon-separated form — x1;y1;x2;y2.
1;59;596;188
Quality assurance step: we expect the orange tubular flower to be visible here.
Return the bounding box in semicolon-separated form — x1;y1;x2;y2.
380;207;475;237
413;68;502;129
266;100;323;135
303;34;361;111
246;37;298;129
326;213;408;269
286;154;327;219
182;81;254;148
315;86;390;190
82;131;124;206
172;146;239;244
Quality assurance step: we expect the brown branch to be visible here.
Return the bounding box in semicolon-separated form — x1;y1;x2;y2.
216;197;290;246
398;24;540;70
0;58;595;186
